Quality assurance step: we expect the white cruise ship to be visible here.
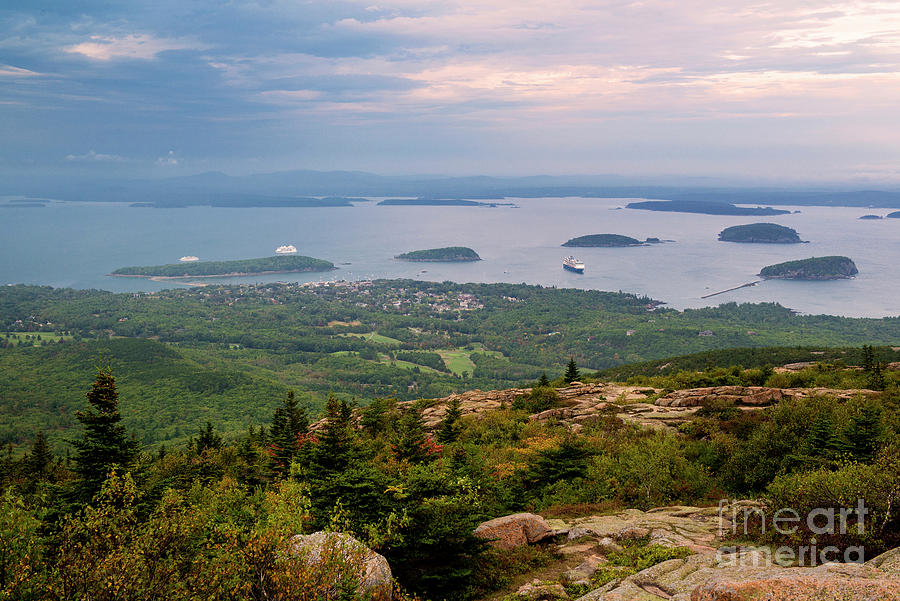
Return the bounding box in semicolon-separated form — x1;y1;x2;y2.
275;244;298;255
179;256;199;262
563;256;585;273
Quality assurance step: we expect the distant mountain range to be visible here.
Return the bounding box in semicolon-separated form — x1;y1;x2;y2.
6;169;900;208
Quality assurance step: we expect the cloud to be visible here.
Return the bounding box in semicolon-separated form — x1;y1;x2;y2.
0;65;41;77
65;34;204;61
156;150;178;167
65;150;125;162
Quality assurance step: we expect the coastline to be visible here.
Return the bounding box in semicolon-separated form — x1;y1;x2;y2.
108;267;337;280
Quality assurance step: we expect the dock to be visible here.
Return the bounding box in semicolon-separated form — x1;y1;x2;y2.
701;280;762;299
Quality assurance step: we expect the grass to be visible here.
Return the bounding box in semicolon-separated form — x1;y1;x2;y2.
377;353;441;373
438;349;476;375
3;332;73;345
338;331;402;345
327;320;362;327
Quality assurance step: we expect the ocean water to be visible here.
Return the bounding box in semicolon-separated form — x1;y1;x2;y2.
1;197;898;318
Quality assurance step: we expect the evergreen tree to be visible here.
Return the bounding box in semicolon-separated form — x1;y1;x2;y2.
26;430;53;479
862;345;875;373
192;421;222;455
845;404;883;461
564;357;580;383
805;412;835;458
269;390;308;477
538;372;551;387
395;407;431;464
70;367;140;502
436;398;463;444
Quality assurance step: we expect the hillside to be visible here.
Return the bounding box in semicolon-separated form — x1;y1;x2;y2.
760;256;859;280
718;222;802;243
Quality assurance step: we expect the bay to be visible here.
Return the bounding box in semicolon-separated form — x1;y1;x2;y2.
1;197;897;318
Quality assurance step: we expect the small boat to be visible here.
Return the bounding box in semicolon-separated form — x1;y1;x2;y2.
563;256;585;273
179;256;199;262
275;244;297;255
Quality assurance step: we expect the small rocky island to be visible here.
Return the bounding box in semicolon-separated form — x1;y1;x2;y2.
888;211;900;219
718;223;803;244
859;214;884;220
395;247;481;262
562;234;660;247
111;255;335;278
759;256;858;280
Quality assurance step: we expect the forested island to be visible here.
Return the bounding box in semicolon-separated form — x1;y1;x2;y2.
888;211;900;219
759;256;858;280
859;214;883;220
718;223;803;243
395;247;482;262
627;200;791;216
378;198;512;207
562;234;652;247
110;255;335;278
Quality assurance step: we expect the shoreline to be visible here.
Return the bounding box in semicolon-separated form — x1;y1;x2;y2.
108;267;337;280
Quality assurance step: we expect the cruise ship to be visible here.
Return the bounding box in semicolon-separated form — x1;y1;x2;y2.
179;255;199;262
563;256;585;273
275;244;298;255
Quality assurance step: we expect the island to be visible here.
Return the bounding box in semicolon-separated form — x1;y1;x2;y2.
378;198;513;207
394;247;481;262
759;256;858;280
562;234;649;247
110;255;336;279
718;223;803;244
626;200;790;216
888;211;900;219
859;214;883;220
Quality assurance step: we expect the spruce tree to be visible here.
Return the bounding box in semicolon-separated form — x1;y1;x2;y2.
538;372;551;387
26;430;53;479
395;407;431;464
192;421;222;455
564;357;580;383
71;367;140;501
845;404;883;461
436;397;462;444
269;390;309;477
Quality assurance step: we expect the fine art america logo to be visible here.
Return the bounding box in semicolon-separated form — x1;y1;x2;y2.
717;499;869;566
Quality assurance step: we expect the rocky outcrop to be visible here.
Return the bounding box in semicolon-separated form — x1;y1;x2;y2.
473;512;557;549
575;550;900;601
656;386;880;408
290;531;392;601
516;580;570;600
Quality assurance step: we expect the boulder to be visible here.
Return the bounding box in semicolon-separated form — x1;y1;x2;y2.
867;547;900;575
473;512;555;549
517;579;570;600
290;531;392;601
563;556;606;585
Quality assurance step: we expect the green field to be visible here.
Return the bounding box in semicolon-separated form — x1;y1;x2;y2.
3;332;73;345
340;331;402;345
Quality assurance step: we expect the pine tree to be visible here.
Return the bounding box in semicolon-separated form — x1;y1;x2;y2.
564;357;580;383
394;407;431;464
538;372;551;387
26;430;53;479
70;367;140;501
192;421;222;455
805;412;836;458
436;397;462;444
269;390;309;477
862;345;875;373
845;404;883;461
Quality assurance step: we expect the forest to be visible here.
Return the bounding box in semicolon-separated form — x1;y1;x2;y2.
5;280;900;451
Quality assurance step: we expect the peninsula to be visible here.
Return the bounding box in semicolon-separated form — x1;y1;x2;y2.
626;200;791;216
718;223;803;243
759;256;858;280
395;247;481;262
110;256;335;278
562;234;650;247
888;211;900;219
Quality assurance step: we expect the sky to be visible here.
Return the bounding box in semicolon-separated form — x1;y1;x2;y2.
2;1;900;182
